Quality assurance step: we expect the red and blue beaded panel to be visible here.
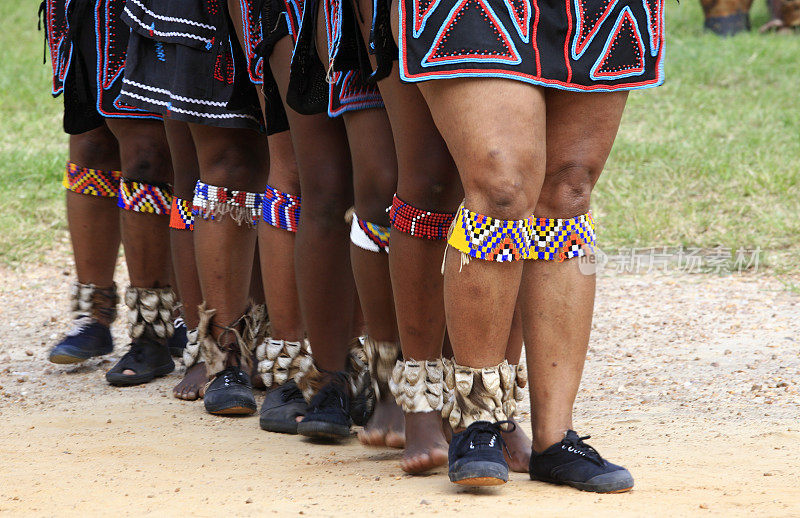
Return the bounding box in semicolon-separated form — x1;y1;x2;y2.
399;0;665;91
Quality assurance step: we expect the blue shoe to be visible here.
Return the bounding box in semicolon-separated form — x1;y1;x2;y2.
297;372;352;440
49;317;114;364
529;430;634;493
204;366;257;415
448;420;510;486
168;317;188;357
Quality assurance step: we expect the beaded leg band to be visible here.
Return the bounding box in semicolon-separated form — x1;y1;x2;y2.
389;194;455;240
197;303;263;376
193;180;263;227
169;197;194;230
530;212;596;261
70;281;118;327
348;210;390;253
256;337;313;388
124;286;176;339
447;204;532;263
389;359;445;413
362;336;402;399
442;359;525;430
263;184;301;232
118;178;172;214
63;162;122;198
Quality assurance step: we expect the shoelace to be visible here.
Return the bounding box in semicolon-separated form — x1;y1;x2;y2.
466;420;516;454
65;316;95;337
216;367;249;387
173;317;185;329
561;434;605;466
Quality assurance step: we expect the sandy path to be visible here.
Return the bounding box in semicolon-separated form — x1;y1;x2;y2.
1;255;798;517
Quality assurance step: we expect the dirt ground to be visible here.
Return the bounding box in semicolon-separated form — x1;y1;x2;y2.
1;251;798;517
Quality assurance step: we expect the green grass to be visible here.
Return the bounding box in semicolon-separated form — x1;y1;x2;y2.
1;1;798;268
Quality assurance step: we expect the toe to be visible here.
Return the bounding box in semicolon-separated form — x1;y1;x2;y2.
385;431;405;449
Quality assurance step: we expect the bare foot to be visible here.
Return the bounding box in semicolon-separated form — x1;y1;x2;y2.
358;396;405;448
503;419;532;473
173;362;210;401
399;411;448;474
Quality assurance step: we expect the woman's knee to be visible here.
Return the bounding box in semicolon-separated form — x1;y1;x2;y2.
462;147;539;220
397;146;461;211
535;162;599;217
300;168;353;227
69;127;118;166
200;145;268;191
121;135;172;184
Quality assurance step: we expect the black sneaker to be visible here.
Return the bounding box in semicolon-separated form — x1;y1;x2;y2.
105;335;174;386
49;317;114;364
529;430;634;493
204;366;257;416
260;380;308;434
297;372;352;440
448;421;510;486
167;317;188;357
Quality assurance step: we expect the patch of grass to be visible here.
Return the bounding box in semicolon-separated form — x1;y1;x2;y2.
0;2;67;263
0;1;798;268
596;0;800;265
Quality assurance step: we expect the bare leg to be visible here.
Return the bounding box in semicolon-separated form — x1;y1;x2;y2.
189;123;268;359
66;126;122;286
106;119;174;380
163;119;207;401
260;131;304;343
522;90;628;453
502;306;531;472
270;36;356;374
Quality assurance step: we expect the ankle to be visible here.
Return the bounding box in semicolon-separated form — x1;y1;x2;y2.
532;428;570;453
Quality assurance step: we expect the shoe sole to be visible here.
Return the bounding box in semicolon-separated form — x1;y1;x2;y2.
106;362;175;387
49;353;90;364
297;420;351;440
450;461;508;487
531;475;634;494
260;417;300;434
209;406;257;416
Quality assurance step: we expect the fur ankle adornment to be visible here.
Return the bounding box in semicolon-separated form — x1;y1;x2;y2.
295;338;374;404
362;336;402;399
124;286;176;339
296;358;325;402
503;363;528;420
256;337;312;388
442;359;516;430
70;281;118;327
197;303;259;376
389;359;445;413
182;328;201;368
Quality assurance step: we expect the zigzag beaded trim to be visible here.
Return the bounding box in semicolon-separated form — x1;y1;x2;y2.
530;212;595;261
192;180;262;227
389;194;455;240
350;213;390;253
448;205;596;262
117;178;172;214
262;185;301;232
447;205;532;262
169;197;194;230
63;162;122;198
